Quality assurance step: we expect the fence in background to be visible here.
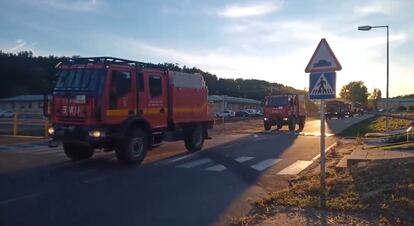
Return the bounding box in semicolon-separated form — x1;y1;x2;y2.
0;113;49;137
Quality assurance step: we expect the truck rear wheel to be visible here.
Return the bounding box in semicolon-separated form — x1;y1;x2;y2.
63;142;94;161
184;124;204;152
298;117;305;131
288;118;296;132
116;129;148;164
264;123;271;131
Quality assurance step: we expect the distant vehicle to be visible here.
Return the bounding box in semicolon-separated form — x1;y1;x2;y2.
378;109;385;113
325;100;345;120
0;111;14;118
47;57;214;164
244;109;260;116
263;94;306;131
216;110;235;118
235;110;250;117
343;103;354;118
255;110;264;116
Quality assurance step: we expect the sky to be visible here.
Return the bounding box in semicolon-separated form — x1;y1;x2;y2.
1;0;414;97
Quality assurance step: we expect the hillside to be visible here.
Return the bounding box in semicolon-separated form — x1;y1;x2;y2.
0;51;304;101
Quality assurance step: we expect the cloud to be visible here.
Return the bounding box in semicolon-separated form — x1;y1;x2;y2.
34;0;99;12
353;1;395;16
6;39;27;52
218;2;282;18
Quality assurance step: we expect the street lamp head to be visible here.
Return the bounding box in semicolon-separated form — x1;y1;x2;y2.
358;25;372;31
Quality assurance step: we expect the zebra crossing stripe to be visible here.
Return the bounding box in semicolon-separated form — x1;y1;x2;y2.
251;158;282;171
277;160;313;175
205;164;227;172
176;158;212;169
235;156;254;163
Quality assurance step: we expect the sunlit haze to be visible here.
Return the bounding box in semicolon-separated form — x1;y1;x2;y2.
1;0;413;96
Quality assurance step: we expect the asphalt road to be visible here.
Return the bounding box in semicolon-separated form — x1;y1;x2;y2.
0;114;372;226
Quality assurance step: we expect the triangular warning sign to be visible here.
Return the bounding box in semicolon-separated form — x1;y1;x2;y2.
310;74;335;95
305;38;342;73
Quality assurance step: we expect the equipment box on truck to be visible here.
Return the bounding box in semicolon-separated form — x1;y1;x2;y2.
46;57;213;164
263;94;306;132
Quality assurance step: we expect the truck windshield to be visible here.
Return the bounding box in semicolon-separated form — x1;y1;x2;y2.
266;97;288;106
55;68;105;92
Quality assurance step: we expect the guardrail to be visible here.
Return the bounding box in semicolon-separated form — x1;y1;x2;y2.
0;113;49;137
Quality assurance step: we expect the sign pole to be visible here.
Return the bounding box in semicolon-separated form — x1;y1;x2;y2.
320;100;326;208
306;38;341;209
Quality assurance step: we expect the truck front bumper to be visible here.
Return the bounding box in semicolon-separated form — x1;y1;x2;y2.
48;125;116;148
264;117;290;125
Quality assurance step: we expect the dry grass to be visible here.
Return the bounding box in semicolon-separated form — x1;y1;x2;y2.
235;142;414;226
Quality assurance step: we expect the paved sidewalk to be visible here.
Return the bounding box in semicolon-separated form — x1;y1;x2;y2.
337;147;414;168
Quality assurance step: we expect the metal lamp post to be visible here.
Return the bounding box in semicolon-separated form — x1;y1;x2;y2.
358;25;389;131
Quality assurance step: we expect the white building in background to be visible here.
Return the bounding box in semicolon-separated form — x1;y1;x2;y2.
0;95;49;113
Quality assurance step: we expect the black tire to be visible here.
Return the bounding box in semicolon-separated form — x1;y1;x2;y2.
264;123;271;131
184;124;204;152
298;117;305;131
116;129;148;164
288;118;296;132
63;142;94;161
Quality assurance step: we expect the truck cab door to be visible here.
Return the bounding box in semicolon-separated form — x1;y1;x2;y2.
104;68;135;124
144;73;168;129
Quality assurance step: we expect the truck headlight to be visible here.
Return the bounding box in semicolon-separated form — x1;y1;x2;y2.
89;130;105;138
283;117;288;121
264;117;268;121
47;127;55;135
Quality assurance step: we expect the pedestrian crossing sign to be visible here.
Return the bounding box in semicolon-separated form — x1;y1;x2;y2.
309;72;336;99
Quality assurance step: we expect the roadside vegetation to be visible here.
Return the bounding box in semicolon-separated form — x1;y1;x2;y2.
339;116;412;137
235;143;414;226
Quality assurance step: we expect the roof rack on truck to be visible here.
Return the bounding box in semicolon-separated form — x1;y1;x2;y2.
60;56;168;70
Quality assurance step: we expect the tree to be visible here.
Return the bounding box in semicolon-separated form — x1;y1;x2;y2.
339;81;368;107
368;88;382;110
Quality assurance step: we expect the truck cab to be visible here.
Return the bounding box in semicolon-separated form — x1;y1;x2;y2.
46;57;213;164
263;94;306;132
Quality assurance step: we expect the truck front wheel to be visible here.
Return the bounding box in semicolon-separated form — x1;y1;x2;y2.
184;124;204;152
264;123;271;131
288;118;296;132
116;129;148;164
63;142;94;161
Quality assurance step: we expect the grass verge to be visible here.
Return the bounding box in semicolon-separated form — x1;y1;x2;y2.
235;143;414;226
339;116;412;137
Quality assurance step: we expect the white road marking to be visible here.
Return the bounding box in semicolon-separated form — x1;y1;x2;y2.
162;154;196;165
205;164;227;172
277;160;313;175
176;158;212;168
235;156;254;163
0;193;39;205
311;142;337;161
251;158;282;171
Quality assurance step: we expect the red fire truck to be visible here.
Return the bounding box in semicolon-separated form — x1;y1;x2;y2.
263;94;306;131
46;57;213;164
